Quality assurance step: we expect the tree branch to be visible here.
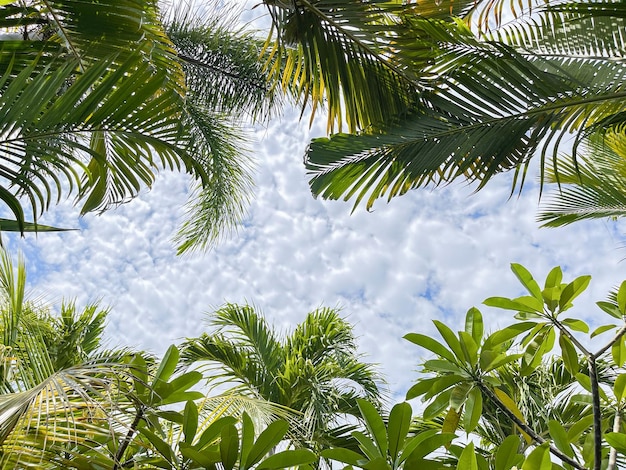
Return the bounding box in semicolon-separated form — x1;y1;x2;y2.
477;383;585;470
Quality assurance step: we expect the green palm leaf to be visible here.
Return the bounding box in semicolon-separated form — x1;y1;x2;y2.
538;130;626;227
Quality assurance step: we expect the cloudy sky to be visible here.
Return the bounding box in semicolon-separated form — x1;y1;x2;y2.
5;3;626;403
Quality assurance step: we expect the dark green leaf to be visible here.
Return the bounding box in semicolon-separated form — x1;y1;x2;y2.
257;449;317;469
388;402;412;462
220;424;239;470
246;420;290;468
404;333;456;362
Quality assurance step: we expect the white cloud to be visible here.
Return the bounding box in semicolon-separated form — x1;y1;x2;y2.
5;103;626;405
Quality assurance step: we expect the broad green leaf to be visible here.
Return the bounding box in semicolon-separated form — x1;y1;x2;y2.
321;448;364;467
510;263;542;301
613;337;626;367
495;435;523;470
388;402;412;462
257;449;317;469
512;296;544;313
433;321;465;361
153;345;180;386
156;371;202;398
457;442;478;470
559;275;591;311
558;334;579;375
424;388;453;420
398;430;439;464
180;444;219;467
482;352;523;373
406;375;463;400
465;308;483;344
357;399;388;458
567;415;594;442
220;424;239;470
246;420;290;468
618;280;626;314
483;322;536;351
183;401;198;445
404;333;456;362
544;267;563;289
561;318;589;333
522;444;552;470
196;416;238;450
596;301;623;319
450;383;472;412
403;433;456;461
591;324;616;338
548;420;574;458
140;426;174;463
542;286;561;313
423;359;464;375
615;374;626;402
523;327;555;371
240;413;255;469
129;354;148;398
352;431;381;460
442;407;462;435
575;373;608;401
159;391;205;406
582;432;595;467
483;297;539;313
459;331;479;366
463;387;482;433
605;432;626;453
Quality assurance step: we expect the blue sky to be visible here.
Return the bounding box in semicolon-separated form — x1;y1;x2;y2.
4;2;626;403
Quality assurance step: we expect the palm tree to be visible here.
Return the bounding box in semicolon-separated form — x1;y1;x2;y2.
260;0;626;213
0;1;278;252
180;304;384;453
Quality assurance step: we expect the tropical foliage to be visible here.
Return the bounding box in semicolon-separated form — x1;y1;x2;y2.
259;0;626;222
181;304;384;454
0;0;280;252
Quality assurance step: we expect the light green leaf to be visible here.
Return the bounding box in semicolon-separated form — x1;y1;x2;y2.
545;267;563;289
591;324;616;338
483;322;536;351
495;435;523;470
196;416;238;450
561;318;589;333
246;420;289;468
357;399;388;458
558;334;579;376
575;373;608;401
613;337;626;367
559;275;591;311
459;331;479;366
388;402;412;462
450;383;472;412
404;333;456;362
463;388;482;433
465;308;483;344
257;449;318;469
423;359;464;375
153;345;180;386
457;442;478;470
567;415;594;443
433;321;465;362
321;448;364;467
596;301;623;319
240;413;255;470
398;430;439;464
406;375;462;400
510;263;542;301
220;424;239;470
614;374;626;402
424;388;453;420
183;401;198;445
483;297;539;313
618;281;626;315
605;432;626;454
548;420;574;458
482;353;523;373
522;444;552;470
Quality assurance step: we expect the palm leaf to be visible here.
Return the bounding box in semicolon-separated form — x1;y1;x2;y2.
538;130;626;227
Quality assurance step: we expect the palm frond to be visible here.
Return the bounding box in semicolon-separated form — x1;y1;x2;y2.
262;0;418;132
173;107;254;254
538;129;626;227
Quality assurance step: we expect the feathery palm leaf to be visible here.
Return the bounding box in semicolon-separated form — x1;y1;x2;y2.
538;130;626;227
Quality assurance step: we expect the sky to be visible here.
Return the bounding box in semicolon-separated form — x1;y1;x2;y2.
4;2;626;404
